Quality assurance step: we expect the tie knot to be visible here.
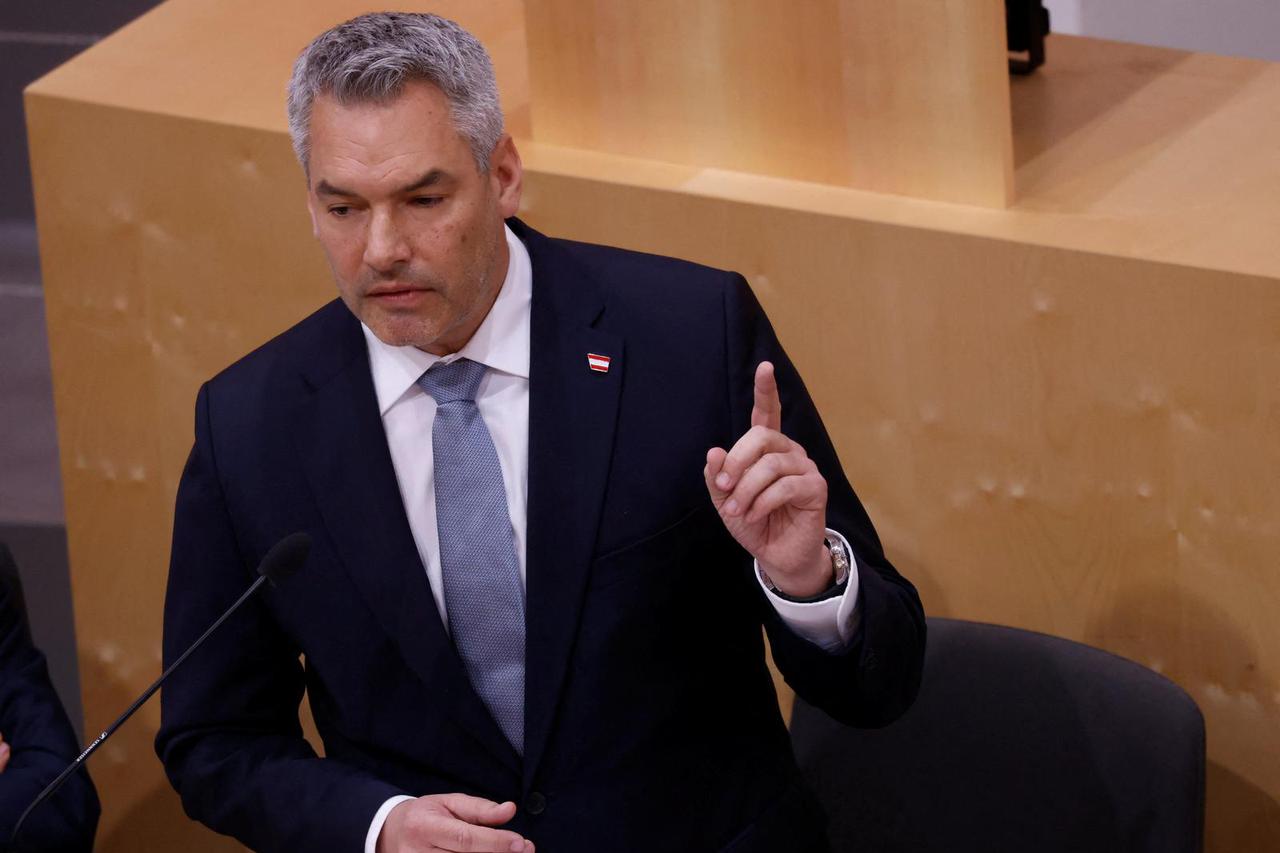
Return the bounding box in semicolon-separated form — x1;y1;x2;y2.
417;358;487;404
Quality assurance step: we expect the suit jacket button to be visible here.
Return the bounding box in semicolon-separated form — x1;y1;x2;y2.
525;791;547;815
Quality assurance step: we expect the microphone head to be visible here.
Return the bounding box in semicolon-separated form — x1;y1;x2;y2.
257;532;311;586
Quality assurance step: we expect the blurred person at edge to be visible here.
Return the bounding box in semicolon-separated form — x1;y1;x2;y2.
0;544;99;852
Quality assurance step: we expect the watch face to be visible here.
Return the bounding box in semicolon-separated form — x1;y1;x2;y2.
826;536;851;585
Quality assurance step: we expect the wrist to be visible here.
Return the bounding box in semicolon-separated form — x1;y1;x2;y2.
760;541;833;598
372;797;414;853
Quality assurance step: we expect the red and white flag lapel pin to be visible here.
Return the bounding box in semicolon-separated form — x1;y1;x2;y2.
587;353;611;373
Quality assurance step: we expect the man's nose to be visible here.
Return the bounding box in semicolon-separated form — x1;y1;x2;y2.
363;210;410;272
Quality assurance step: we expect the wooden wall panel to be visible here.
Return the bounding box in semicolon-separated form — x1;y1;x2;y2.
524;0;1014;206
31;0;531;139
26;101;326;852
516;160;1280;848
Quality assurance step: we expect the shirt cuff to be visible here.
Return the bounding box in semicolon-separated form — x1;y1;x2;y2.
755;529;861;653
365;794;415;853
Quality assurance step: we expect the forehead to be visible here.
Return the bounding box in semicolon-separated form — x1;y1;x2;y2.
307;81;471;183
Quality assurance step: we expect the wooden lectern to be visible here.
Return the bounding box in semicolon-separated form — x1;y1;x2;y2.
524;0;1014;206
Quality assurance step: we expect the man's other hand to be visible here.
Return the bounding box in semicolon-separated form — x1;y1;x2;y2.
0;731;9;772
376;794;534;853
705;361;832;598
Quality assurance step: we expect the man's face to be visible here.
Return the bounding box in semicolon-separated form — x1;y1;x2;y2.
305;81;522;355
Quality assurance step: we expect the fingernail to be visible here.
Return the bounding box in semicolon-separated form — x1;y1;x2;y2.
725;499;739;516
510;841;524;853
716;472;732;490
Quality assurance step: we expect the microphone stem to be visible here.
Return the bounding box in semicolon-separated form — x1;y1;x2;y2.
10;573;269;847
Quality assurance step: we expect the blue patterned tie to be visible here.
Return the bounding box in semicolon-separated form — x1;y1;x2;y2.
417;358;525;754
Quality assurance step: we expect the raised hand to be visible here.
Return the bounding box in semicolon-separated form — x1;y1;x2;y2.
377;793;534;853
704;361;832;598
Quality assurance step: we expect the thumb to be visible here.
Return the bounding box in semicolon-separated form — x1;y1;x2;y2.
439;794;517;826
704;447;729;503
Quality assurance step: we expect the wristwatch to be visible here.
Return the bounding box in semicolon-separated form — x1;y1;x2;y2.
760;533;851;603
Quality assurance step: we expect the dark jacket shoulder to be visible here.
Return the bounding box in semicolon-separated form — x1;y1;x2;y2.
516;222;742;338
206;299;357;397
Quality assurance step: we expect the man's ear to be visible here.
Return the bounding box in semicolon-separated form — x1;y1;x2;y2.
489;135;523;219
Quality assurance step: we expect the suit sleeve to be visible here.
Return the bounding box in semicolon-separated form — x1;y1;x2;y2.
723;273;926;728
155;383;404;852
0;546;100;853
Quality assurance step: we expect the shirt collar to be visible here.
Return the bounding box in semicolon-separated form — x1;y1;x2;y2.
361;223;532;416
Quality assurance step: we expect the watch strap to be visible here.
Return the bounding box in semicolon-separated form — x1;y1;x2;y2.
761;534;851;603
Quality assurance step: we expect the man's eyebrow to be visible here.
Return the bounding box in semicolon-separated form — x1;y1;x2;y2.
314;179;356;197
313;171;451;198
401;169;450;193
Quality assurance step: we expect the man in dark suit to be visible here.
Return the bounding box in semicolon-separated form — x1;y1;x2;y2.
0;543;99;852
156;12;924;853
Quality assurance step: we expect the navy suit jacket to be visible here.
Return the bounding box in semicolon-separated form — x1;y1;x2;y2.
156;220;925;852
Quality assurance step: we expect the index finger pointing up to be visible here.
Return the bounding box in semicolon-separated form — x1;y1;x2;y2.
751;361;782;431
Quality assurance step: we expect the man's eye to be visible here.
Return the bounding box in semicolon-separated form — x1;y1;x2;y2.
328;206;352;217
411;196;443;208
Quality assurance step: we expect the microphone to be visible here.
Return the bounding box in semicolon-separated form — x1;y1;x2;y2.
7;532;311;849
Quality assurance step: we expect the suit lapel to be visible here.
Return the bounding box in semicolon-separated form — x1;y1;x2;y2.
516;223;624;784
290;304;520;775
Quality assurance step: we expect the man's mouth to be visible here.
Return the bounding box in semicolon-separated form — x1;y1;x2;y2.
367;285;432;304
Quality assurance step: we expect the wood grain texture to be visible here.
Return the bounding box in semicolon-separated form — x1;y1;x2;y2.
524;0;1014;206
26;0;531;140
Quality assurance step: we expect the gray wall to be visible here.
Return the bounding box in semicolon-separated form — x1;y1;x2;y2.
1;1;162;220
1045;0;1280;62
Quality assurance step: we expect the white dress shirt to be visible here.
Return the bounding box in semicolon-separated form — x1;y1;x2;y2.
363;225;861;851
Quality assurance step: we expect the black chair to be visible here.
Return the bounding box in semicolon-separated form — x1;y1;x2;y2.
791;617;1205;853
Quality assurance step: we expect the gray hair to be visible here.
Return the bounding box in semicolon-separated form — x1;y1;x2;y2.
286;12;504;174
